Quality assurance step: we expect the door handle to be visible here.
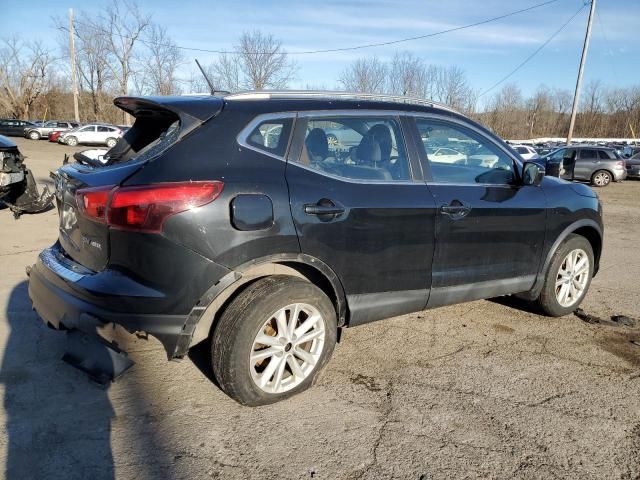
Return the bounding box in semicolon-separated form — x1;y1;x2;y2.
304;201;345;216
440;200;471;219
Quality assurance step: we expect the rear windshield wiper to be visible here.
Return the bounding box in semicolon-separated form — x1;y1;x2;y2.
73;151;104;168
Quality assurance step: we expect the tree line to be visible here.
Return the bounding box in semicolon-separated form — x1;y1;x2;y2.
1;0;638;139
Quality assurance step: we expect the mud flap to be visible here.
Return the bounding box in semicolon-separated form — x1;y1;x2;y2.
2;169;54;218
62;329;135;385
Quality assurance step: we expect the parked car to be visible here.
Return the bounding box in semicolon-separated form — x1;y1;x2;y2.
622;145;640;158
59;124;123;147
25;121;80;140
512;144;539;160
0;119;36;137
48;130;63;143
324;123;363;148
625;152;640;179
29;92;603;406
425;147;466;164
542;145;626;187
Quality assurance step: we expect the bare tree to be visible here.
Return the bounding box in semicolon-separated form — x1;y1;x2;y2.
338;57;387;93
99;0;151;123
212;53;241;92
0;37;55;119
235;31;296;90
387;52;427;97
486;83;525;138
142;24;183;95
432;65;476;111
526;85;552;138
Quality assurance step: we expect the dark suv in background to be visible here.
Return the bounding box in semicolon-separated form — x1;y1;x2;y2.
542;145;626;187
28;92;603;406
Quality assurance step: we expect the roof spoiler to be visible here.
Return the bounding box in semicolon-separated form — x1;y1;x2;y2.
113;96;224;134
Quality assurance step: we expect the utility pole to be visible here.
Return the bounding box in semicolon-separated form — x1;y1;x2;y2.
566;0;596;146
69;8;80;123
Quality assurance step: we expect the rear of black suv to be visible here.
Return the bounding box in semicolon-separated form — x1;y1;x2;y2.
28;95;301;362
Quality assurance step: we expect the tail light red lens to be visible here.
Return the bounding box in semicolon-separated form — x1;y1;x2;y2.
76;186;112;223
76;181;223;233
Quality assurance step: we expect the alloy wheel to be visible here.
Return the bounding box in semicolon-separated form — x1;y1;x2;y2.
249;303;326;394
593;171;611;186
555;248;590;307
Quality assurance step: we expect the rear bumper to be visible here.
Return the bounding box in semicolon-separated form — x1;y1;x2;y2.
613;169;627;181
28;248;189;358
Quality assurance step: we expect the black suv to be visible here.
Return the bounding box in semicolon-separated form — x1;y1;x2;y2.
28;92;603;405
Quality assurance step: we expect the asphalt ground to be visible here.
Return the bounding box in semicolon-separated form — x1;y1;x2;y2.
0;137;638;479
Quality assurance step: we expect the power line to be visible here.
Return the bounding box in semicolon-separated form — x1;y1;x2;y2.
478;3;587;98
61;0;564;56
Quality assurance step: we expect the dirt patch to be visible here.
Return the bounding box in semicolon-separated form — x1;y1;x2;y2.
598;330;640;367
351;374;383;392
492;324;515;334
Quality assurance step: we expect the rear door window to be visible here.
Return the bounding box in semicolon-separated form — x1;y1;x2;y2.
598;150;613;160
291;115;411;181
579;149;599;159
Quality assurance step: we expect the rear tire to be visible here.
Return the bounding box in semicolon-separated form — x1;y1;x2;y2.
536;234;594;317
211;275;337;406
66;136;78;146
591;170;612;187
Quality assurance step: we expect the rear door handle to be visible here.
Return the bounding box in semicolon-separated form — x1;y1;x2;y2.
440;200;471;219
304;200;345;216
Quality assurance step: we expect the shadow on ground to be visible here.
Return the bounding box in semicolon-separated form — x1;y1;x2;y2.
0;281;115;479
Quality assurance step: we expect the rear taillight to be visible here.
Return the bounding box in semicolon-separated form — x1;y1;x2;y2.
76;181;223;233
77;186;112;223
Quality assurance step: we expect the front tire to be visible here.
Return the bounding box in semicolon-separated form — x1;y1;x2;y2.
28;131;40;140
211;276;337;406
591;170;612;187
537;234;594;316
65;136;78;146
105;137;117;148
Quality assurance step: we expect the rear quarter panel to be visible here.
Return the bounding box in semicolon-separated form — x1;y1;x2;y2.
123;107;300;270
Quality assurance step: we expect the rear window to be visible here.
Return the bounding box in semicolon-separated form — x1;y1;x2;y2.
245;119;293;157
99;115;180;166
516;147;529;154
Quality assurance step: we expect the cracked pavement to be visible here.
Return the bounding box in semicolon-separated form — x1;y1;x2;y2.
0;138;638;479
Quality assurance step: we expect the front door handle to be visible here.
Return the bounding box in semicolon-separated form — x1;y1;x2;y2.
440;200;471;219
304;200;345;216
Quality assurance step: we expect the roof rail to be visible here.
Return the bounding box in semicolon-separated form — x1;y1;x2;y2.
224;90;458;113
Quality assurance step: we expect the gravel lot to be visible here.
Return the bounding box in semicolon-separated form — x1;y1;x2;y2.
0;138;638;480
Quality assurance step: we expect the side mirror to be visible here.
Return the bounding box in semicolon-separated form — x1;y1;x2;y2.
522;161;545;186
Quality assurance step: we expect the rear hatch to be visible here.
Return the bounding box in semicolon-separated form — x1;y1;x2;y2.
54;95;223;272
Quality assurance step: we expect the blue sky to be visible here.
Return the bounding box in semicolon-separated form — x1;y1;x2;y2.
5;0;638;101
